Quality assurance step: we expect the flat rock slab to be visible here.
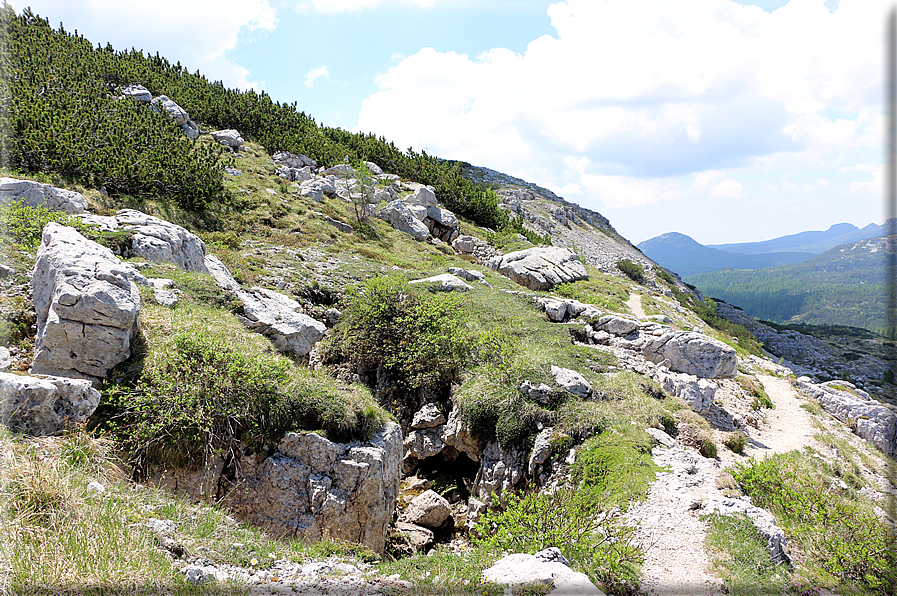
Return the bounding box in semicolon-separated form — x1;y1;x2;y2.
31;223;142;381
482;552;604;595
641;331;738;379
408;274;472;292
486;247;587;290
0;177;87;214
236;287;327;357
0;372;100;435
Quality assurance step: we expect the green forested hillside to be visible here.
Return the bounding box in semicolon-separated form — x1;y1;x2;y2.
685;235;893;334
0;6;538;235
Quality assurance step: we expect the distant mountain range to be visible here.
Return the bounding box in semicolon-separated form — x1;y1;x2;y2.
638;221;893;277
684;235;894;334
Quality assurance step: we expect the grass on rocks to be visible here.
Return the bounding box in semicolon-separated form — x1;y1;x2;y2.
705;513;793;596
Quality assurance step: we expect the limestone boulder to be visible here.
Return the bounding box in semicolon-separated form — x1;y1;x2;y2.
114;209;208;272
441;406;480;462
211;129;244;148
401;489;451;529
225;422;402;553
391;522;433;554
482;551;603;595
0;177;88;214
151;95;190;125
378;199;430;241
528;427;554;475
203;255;240;291
641;331;737;379
550;365;592;398
0;372;101;435
273;151;317;169
595;315;639;336
411;403;446;429
405;186;437;207
121;84;152;103
408;274;471;292
656;370;717;414
236;288;327;357
31;223;142;381
486;247;587;290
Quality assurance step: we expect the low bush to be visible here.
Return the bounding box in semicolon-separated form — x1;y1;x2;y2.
705;513;793;595
616;259;644;283
733;452;897;594
106;306;388;472
739;375;775;410
723;432;747;454
472;486;643;595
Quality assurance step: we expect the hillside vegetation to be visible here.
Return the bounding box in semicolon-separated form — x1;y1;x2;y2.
0;7;895;596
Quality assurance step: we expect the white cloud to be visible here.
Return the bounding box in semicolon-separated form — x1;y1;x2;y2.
304;65;330;88
296;0;438;13
12;0;277;90
356;0;887;215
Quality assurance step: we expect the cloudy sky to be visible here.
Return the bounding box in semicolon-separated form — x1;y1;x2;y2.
14;0;888;245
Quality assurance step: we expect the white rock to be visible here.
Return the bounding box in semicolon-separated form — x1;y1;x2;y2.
486;247;588;291
150;95;190;125
236;288;327;357
203;255;240;291
211;129;244;148
408;273;472;292
121;84;152;103
482;552;604;595
405;186;437;207
0;372;101;435
528;427;554;475
401;489;451;529
115;209;207;272
550;365;592;398
641;331;738;379
0;177;87;214
412;403;446;429
378;199;430;241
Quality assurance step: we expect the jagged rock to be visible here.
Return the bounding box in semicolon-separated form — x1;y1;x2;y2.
528;427;554;475
153;288;178;307
467;496;487;528
273;150;317;170
486;247;588;290
550;365;592;398
203;255;240;291
115;209;208;272
211;129;244;148
473;441;526;506
391;522;433;553
276;165;312;182
401;489;451;529
595;315;639;336
641;331;737;379
704;497;790;564
363;161;384;175
482;551;603;595
441;406;479;462
31;223;141;381
378;199;430;241
405;186;437;207
403;428;445;473
121;84;152;103
656;370;717;414
646;427;677;449
519;380;553;404
151;95;190;125
181;120;200;139
447;267;486;283
225;423;402;553
407;204;428;221
796;378;897;455
0;177;88;214
0;372;101;435
542;299;568;322
0;347;11;372
408;274;471;292
236;288;327;357
411;403;446;429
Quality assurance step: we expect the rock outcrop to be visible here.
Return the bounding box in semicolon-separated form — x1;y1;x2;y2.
482;549;604;595
378;199;430;241
235;288;327;358
0;177;88;214
223;423;402;553
486;246;588;290
795;378;897;455
0;372;101;435
704;496;791;564
31;223;142;382
472;441;526;506
115;209;208;272
408;274;472;292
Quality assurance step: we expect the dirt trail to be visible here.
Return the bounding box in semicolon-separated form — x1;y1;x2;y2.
744;374;821;457
636;373;821;595
627;293;647;319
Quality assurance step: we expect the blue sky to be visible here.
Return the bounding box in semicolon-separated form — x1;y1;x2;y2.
13;0;885;245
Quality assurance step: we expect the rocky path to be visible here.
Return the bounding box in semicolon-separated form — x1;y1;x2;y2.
627;293;647;319
634;373;821;595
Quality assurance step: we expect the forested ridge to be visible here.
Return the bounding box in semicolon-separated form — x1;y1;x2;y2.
685;235;894;334
0;6;537;237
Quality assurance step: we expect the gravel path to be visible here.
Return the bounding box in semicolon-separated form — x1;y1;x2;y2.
628;293;647;319
634;372;823;595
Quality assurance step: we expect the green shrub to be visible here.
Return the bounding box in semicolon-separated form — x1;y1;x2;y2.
473;486;643;594
739;376;774;410
0;198;81;250
616;259;644;283
655;268;676;285
733;452;897;593
323;275;471;391
723;432;747;454
108;331;387;471
572;425;660;507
